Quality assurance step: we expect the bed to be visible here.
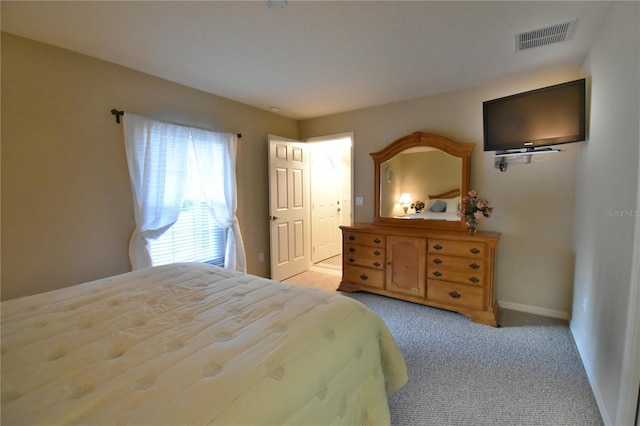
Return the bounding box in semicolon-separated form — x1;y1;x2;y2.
404;189;461;221
1;263;407;425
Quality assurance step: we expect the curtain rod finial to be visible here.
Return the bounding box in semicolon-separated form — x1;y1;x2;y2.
111;109;124;124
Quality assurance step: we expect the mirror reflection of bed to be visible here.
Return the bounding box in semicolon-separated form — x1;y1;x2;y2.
380;147;462;219
402;188;461;221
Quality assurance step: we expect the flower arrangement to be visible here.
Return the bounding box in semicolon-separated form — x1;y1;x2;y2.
410;200;425;213
457;189;493;233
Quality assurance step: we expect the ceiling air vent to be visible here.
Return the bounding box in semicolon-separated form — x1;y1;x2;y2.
515;19;576;51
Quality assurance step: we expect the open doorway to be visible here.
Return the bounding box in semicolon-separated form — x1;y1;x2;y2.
307;134;353;270
308;133;353;273
282;134;352;291
269;133;352;286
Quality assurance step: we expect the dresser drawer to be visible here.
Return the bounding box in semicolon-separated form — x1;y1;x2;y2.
427;280;484;310
427;269;484;286
344;265;385;289
428;239;486;258
344;244;385;269
343;231;385;248
428;254;484;273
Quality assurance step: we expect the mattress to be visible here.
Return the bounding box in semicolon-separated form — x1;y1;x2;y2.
1;263;407;425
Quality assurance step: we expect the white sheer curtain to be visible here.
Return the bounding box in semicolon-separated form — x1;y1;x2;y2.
190;129;246;272
123;113;246;272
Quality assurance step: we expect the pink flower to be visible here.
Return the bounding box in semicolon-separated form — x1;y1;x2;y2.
460;190;493;222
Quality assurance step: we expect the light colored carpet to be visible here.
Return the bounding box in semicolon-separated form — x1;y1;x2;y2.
282;267;341;292
314;254;342;271
347;292;603;426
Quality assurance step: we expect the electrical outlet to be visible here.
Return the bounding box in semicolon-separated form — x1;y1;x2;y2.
582;296;588;312
259;252;265;262
355;196;364;206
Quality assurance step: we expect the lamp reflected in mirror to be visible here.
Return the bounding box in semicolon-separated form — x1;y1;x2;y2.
398;193;412;215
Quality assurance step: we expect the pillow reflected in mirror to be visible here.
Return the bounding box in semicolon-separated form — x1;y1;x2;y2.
429;200;447;212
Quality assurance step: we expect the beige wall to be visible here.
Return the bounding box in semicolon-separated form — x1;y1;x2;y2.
1;33;298;300
300;68;583;318
571;3;639;424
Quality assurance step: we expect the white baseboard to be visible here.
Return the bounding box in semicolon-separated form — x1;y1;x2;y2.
499;300;570;320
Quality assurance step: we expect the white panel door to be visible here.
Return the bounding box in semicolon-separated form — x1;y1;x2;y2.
268;135;310;281
311;148;342;263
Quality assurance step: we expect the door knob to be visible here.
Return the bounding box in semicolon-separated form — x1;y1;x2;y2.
269;215;279;221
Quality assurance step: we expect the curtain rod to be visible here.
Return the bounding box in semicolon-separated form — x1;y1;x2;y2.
110;109;242;138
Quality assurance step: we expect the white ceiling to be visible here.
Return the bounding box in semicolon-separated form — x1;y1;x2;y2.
1;1;612;120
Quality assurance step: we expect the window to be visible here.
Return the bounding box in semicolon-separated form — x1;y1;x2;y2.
148;149;225;267
123;113;246;272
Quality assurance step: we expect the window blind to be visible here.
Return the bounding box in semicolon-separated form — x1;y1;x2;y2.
148;144;225;267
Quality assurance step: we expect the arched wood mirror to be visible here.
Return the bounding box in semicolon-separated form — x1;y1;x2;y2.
372;132;474;231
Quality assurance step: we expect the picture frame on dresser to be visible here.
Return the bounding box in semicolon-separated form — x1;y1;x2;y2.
338;132;501;326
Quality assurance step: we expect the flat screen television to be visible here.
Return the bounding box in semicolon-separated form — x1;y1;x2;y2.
483;78;586;152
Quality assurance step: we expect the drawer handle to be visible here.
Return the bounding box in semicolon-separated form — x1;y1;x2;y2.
373;250;381;256
449;291;461;299
433;244;443;251
374;238;382;244
433;271;442;277
373;262;381;267
470;248;480;254
433;258;442;265
469;277;480;283
469;262;480;269
359;274;368;281
348;257;355;263
348;247;355;252
348;235;356;241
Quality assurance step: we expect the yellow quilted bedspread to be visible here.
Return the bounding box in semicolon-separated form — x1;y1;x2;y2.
1;263;407;425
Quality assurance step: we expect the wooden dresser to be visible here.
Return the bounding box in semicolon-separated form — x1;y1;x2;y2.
339;223;500;326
